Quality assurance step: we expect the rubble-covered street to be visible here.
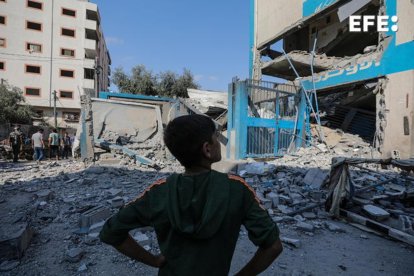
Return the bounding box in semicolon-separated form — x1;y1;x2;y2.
1;128;413;276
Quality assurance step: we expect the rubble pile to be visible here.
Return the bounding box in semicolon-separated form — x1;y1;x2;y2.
232;130;414;247
94;131;174;169
0;161;183;274
0;129;413;274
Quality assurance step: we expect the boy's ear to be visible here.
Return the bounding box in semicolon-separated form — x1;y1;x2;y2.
201;141;212;159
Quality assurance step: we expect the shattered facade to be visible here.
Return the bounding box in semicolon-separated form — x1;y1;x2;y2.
252;0;414;158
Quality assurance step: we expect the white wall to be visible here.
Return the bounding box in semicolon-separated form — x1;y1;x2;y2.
255;0;303;47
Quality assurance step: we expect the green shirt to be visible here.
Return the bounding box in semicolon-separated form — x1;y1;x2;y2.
49;133;59;146
100;170;279;276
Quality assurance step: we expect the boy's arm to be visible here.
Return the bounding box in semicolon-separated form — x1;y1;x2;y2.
236;185;283;275
115;234;165;268
100;186;166;267
235;239;282;276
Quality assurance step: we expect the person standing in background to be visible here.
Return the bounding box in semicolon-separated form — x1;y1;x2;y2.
32;128;44;164
9;125;23;163
61;132;72;159
48;128;60;161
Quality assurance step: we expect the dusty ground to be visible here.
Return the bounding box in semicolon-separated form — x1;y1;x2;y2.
0;159;413;276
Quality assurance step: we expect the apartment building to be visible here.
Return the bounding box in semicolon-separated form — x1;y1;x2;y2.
0;0;111;130
251;0;414;158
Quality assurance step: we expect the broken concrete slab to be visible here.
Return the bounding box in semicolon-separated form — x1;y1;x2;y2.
132;232;151;247
109;197;125;208
325;222;346;233
78;206;111;233
88;221;105;234
85;165;106;174
0;223;34;260
362;205;390;221
65;248;84;263
277;205;293;214
399;215;414;235
260;198;272;209
107;188;123;197
266;192;279;208
303;168;327;189
78;263;88;272
296;222;315;233
302;212;317;219
97;159;122;166
0;260;19;272
34;189;54;201
280;237;301;248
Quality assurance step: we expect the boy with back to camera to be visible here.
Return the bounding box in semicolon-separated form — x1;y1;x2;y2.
100;114;282;275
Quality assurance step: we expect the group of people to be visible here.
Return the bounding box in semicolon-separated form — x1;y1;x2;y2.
8;125;73;164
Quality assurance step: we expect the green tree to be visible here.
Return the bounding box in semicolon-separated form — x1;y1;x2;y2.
112;65;157;95
157;71;177;97
112;66;199;98
0;83;34;124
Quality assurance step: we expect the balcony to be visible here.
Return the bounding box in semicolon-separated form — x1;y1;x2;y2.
84;38;97;59
85;19;97;31
83;79;95;90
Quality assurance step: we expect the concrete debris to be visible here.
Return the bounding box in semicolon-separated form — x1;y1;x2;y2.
65;248;84;263
296;222;315;233
325;222;346;233
0;260;20;272
78;206;111;234
0;124;413;274
110;196;125;208
132;232;151;247
362;205;390;221
78;263;88;272
280;237;301;248
303;168;327;189
0;223;33;260
399;216;414;235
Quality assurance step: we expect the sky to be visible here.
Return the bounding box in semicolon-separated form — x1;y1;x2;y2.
92;0;251;92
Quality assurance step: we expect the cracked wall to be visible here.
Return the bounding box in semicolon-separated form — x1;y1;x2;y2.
379;70;414;159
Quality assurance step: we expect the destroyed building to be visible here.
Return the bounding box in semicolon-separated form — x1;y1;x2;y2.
251;0;414;159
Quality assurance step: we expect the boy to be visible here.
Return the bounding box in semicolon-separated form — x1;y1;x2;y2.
100;114;282;275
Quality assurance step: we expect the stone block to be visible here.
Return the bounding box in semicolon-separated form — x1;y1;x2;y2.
133;232;151;247
278;195;292;205
362;205;390;221
108;188;123;197
325;222;346;233
98;159;122;166
88;221;105;234
303;168;327;189
277;205;292;214
302;212;317;219
260;198;272;209
111;197;125;208
0;223;33;260
280;237;301;248
86;165;105;174
78;206;111;233
34;189;54;201
296;221;314;232
266;192;279;208
399;215;414;235
65;248;84;263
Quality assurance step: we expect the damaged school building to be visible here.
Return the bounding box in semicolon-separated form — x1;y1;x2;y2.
248;0;414;159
